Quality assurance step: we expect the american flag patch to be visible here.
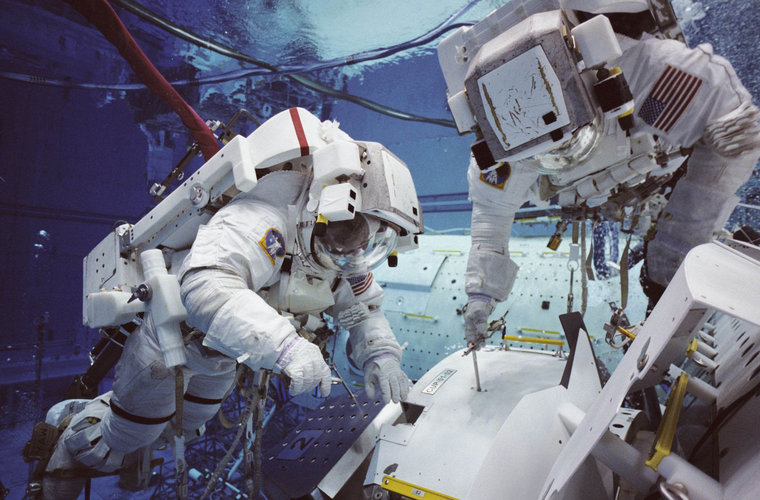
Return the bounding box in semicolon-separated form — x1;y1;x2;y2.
348;272;373;296
638;65;702;133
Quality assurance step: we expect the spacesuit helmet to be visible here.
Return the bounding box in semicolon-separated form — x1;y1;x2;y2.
299;139;423;276
437;0;679;173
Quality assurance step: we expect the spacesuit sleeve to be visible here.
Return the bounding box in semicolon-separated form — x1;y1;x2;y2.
328;274;403;368
178;197;297;371
623;38;760;285
465;157;539;301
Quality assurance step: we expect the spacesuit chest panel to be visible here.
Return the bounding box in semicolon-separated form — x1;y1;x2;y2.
542;64;691;204
537;36;713;207
260;257;337;316
540;126;663;206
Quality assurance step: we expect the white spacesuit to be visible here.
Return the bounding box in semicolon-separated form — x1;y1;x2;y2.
41;109;422;498
436;0;760;347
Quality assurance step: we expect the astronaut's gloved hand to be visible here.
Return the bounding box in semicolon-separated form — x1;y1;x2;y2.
363;354;410;404
275;334;331;397
463;294;494;350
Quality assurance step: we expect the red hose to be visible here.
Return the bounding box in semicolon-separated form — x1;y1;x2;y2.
65;0;220;161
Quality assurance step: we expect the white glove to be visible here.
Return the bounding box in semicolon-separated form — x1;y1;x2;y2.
275;334;331;397
463;294;494;350
363;355;410;404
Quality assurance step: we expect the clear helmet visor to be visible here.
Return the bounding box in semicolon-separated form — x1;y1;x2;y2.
532;122;602;174
311;214;398;275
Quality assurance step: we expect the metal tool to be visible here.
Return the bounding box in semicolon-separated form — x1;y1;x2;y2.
472;349;482;392
463;342;483;392
462;311;510;392
330;364;359;406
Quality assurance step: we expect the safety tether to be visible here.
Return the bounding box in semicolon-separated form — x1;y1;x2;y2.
200;367;259;500
580;215;588;316
174;369;188;500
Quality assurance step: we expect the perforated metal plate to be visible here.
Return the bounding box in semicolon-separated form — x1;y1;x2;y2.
263;390;385;498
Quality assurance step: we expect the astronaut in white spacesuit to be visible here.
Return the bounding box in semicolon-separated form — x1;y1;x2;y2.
435;0;760;348
42;110;421;498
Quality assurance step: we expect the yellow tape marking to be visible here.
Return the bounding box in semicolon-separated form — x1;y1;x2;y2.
381;475;459;500
520;327;561;336
503;335;565;347
403;313;436;321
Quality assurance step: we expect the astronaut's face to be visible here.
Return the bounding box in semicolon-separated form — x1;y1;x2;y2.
311;214;398;276
319;217;372;256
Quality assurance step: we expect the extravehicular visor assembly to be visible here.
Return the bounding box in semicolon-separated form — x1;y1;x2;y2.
312;214;398;275
533;122;603;174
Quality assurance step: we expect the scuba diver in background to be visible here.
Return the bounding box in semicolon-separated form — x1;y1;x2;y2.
41;109;422;499
436;0;760;348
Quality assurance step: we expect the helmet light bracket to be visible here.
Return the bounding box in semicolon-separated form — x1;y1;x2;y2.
318;183;361;222
308;140;365;218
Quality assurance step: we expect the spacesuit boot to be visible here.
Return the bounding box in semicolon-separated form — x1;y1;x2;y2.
42;392;128;500
40;406;88;500
42;440;87;500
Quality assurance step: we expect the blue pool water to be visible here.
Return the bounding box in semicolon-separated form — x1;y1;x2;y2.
1;0;759;497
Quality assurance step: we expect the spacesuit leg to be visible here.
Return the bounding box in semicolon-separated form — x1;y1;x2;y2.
180;353;237;438
43;320;177;499
102;318;181;451
646;141;760;288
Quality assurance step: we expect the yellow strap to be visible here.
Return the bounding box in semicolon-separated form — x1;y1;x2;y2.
646;372;689;471
381;475;459;500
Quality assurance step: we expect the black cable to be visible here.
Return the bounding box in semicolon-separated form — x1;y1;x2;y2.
111;0;278;71
2;4;464;128
1;20;471;100
687;377;760;462
110;0;459;128
0;201;140;226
